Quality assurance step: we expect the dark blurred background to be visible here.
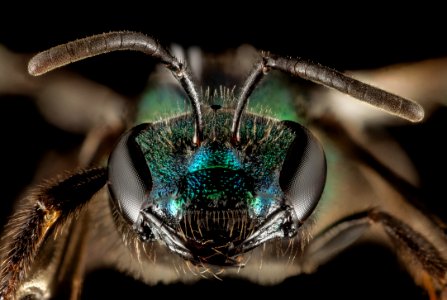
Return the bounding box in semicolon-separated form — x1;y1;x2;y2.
0;5;446;300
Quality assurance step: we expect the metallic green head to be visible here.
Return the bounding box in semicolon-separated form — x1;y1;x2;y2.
108;105;326;266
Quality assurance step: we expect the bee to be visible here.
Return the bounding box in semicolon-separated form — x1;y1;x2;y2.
0;31;446;300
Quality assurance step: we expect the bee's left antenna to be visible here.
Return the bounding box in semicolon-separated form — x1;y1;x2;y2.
232;52;424;143
28;31;203;145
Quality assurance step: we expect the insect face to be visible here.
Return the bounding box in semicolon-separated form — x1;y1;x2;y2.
108;105;326;266
4;31;441;300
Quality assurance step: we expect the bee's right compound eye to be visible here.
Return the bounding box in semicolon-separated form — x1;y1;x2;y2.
108;124;152;225
279;120;327;223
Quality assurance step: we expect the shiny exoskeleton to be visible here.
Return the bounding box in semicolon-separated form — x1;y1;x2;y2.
1;31;445;300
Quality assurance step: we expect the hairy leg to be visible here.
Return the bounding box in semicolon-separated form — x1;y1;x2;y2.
301;209;447;300
0;168;106;300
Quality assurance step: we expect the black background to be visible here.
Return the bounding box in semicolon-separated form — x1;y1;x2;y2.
0;4;446;299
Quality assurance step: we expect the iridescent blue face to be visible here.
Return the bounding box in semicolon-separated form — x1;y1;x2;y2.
108;107;326;266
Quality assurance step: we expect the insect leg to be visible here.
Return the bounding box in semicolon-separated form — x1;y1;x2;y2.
301;209;447;299
300;211;371;274
369;210;447;300
317;116;447;232
0;167;107;300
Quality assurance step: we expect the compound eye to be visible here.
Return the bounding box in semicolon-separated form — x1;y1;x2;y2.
279;120;326;222
108;124;152;225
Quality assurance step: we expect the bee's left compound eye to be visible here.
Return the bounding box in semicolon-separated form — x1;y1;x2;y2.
279;121;327;223
107;124;152;225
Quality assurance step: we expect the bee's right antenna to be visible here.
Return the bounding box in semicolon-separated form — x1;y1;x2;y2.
28;31;203;145
232;52;424;143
